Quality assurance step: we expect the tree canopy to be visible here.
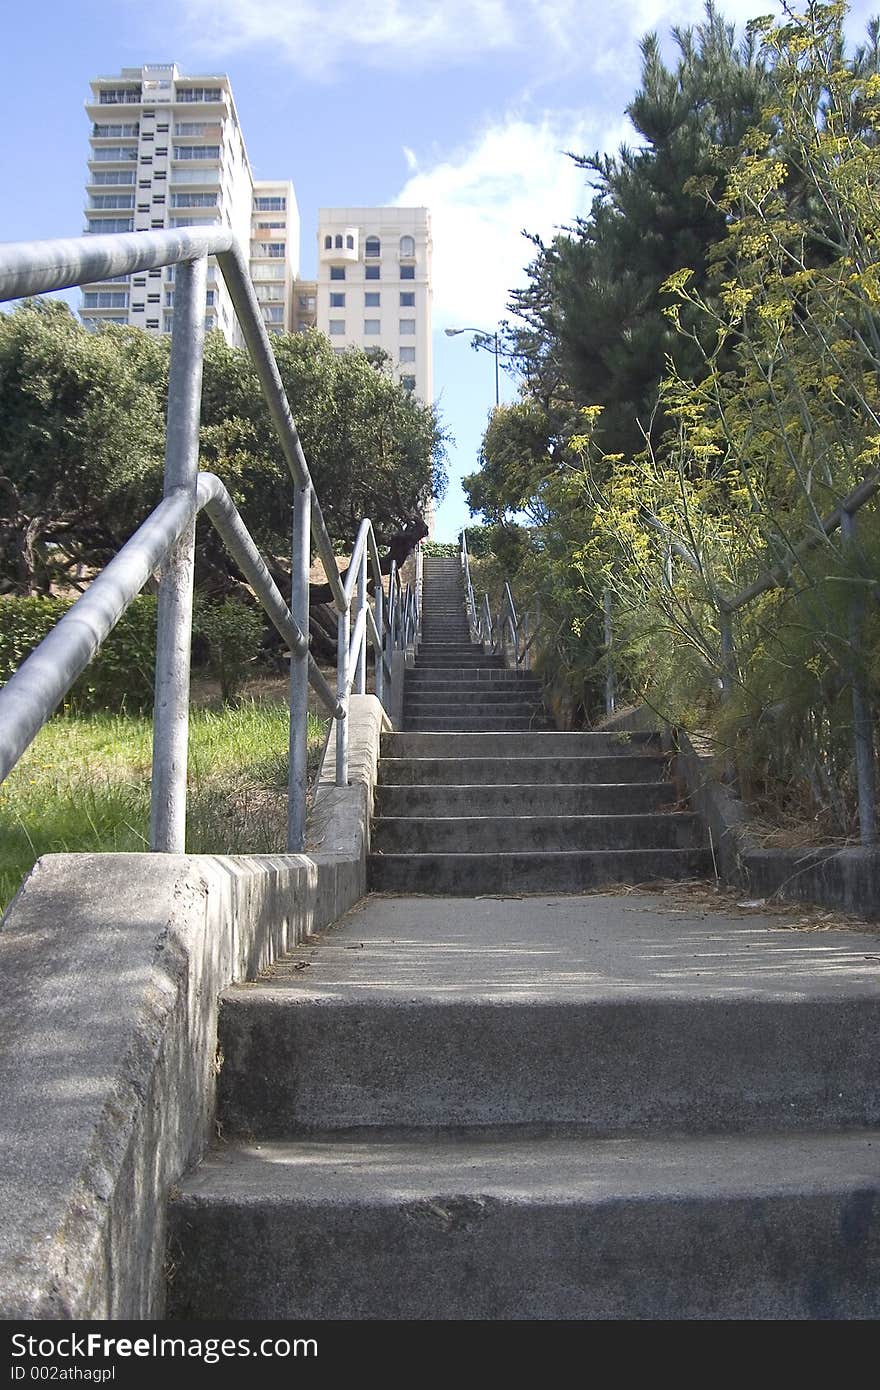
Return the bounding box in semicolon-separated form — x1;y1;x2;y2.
0;305;447;595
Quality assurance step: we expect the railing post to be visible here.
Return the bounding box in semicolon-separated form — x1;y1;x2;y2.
288;483;311;852
842;510;877;845
354;543;367;696
374;578;385;708
604;588;615;718
415;543;423;643
150;254;207;852
336;601;350;786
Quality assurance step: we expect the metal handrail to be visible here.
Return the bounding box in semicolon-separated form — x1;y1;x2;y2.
460;530;536;670
0;227;422;854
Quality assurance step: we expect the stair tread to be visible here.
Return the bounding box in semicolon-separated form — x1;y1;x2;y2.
174;1128;880;1205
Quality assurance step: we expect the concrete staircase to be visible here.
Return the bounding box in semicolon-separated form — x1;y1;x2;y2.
371;554;710;893
166;553;880;1320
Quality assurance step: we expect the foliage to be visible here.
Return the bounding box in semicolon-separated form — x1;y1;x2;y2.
0;309;448;596
192;598;266;703
421;541;458;557
468;2;880;833
498;2;771;465
0;594;158;710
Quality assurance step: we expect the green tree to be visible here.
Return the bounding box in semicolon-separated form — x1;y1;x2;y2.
0;301;168;593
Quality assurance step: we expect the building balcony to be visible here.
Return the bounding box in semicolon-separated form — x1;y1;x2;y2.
319;227;359;265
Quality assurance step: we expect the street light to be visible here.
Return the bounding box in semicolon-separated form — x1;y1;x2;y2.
444;325;500;407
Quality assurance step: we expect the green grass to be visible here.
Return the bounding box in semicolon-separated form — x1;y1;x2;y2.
0;701;328;912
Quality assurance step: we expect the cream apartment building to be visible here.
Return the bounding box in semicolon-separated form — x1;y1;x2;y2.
316;208;433;402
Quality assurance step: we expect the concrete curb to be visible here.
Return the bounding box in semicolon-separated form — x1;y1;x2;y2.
0;695;388;1319
597;706;879;917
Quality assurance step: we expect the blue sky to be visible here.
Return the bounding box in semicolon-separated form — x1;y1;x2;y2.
1;1;877;539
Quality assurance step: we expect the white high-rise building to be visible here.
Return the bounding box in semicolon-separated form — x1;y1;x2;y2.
316;208;433;402
81;65;299;346
250;180;299;335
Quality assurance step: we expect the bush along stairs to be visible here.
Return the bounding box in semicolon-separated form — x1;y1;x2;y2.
167;553;880;1320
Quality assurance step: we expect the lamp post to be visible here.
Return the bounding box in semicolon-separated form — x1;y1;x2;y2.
444;325;500;406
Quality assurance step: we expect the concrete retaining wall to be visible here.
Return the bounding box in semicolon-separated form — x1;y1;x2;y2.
598;705;879;917
0;695;389;1319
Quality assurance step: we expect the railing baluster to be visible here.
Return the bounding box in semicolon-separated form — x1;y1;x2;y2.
336;605;350;786
842;510;877;845
150;254;207;853
288;484;311;853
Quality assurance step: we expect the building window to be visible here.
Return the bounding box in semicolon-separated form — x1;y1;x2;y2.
330;266;345;281
254;196;286;211
92;123;139;138
324;235;332;249
399;346;416;363
146;318;160;329
86;217;134;233
364;236;380;258
92;146;138;161
172;145;220;160
365;265;380;280
335;234;343;249
82;291;129;308
264;306;285;323
346;234;354;249
399;319;415;335
90;170;135;185
171;192;218;208
365;292;380;307
400;375;416;392
400;291;415;306
252;242;285;258
330;293;345;307
176;87;223;102
89;194;135;210
364;319;381;335
400;264;415;280
400;235;415;257
98;88;141;105
329;320;345;336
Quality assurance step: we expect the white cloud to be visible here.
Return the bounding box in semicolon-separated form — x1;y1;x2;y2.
392;112;631;328
174;0;817;78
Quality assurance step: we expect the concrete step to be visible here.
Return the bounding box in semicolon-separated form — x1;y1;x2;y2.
407;669;538;685
374;782;678;817
167;1130;880;1320
402;702;544;720
368;848;712;892
377;754;671;785
371;813;704;854
382;731;663;759
405;687;543;705
404;717;552;732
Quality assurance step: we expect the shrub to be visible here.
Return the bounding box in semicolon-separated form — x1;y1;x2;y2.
193;599;266;703
0;594;157;710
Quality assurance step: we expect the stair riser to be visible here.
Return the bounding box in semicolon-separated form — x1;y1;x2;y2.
383;732;662;757
404;704;543;719
407;681;542;695
168;1183;880;1320
406;691;542;706
371;814;704;853
368;849;712;892
216;996;880;1136
374;784;677;816
408;670;529;683
378;756;671;785
404;719;551;732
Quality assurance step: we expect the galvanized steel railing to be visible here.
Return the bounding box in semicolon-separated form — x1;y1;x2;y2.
460;529;537;670
0;228;421;854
